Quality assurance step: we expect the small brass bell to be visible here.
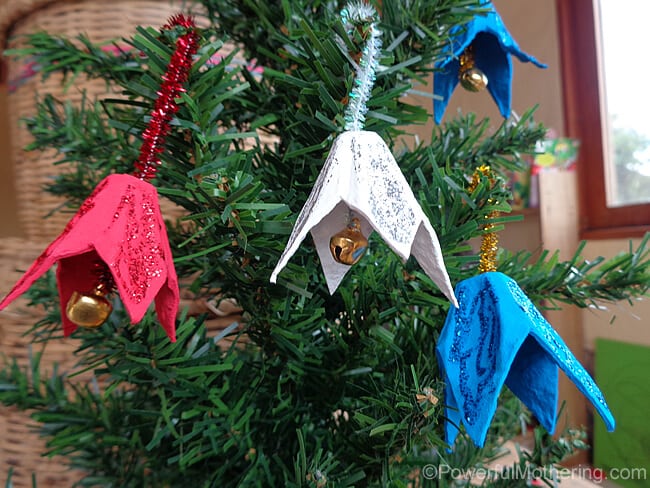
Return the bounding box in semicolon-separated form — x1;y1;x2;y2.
460;66;488;92
459;44;488;92
329;217;368;265
66;284;112;328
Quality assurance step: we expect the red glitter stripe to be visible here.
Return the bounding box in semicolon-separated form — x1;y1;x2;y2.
133;14;199;180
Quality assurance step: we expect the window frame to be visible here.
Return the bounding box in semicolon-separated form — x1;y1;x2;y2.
556;0;650;239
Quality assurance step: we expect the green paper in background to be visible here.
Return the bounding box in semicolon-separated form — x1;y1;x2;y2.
594;338;650;487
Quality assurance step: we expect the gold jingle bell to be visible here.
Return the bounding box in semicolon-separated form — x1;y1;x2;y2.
66;284;112;328
329;217;368;266
459;44;488;92
460;66;488;92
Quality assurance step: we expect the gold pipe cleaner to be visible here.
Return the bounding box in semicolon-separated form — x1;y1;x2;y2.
468;165;499;273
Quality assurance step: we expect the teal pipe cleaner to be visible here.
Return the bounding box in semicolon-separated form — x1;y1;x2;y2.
340;2;382;132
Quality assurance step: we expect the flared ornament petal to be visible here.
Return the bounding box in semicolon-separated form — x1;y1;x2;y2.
270;132;353;289
0;178;109;312
91;174;179;341
153;228;180;342
433;58;461;124
473;32;513;118
437;272;614;447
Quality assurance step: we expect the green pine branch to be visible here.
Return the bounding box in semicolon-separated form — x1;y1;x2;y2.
6;32;144;89
500;235;650;309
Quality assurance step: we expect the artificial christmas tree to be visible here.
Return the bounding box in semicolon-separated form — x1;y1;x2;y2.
0;0;649;486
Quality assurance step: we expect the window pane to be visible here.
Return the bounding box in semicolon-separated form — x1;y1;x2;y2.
600;0;650;206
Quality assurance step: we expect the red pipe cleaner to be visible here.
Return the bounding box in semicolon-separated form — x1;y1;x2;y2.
133;14;200;180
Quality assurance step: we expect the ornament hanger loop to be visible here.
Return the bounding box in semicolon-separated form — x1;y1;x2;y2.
340;1;382;132
133;15;199;181
468;165;499;273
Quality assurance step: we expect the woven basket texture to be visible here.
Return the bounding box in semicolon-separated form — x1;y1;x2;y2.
0;237;86;487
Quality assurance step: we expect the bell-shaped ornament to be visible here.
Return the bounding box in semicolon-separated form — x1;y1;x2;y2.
329;217;369;265
66;284;113;328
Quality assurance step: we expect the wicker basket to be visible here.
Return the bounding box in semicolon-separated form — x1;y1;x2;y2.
0;237;84;370
0;237;85;487
0;304;84;488
0;406;79;487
